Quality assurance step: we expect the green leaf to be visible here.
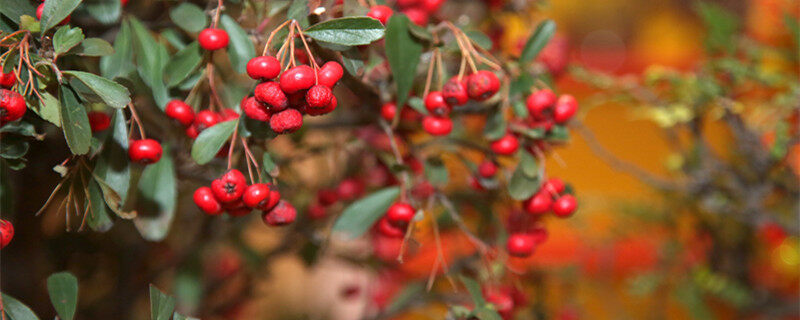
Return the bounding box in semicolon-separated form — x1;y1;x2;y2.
63;71;131;108
332;187;400;239
0;0;36;24
59;86;92;155
164;42;203;87
424;157;448;187
519;19;555;65
341;47;364;76
460;275;486;305
169;3;207;33
173;313;199;320
0;122;37;137
507;164;540;200
0;136;29;159
149;285;176;320
134;145;176;241
70;38;114;56
101;20;135;79
406;96;428;115
385;14;423;108
1;293;40;320
518;150;538;177
305;17;385;46
40;0;82;33
694;2;739;54
191;120;237;164
86;179;114;231
287;0;309;27
84;0;121;25
262;152;277;175
129;17;170;108
483;110;506;140
53;26;85;56
19;15;40;33
268;1;291;17
220;15;256;74
466;30;492;50
94;109;130;208
46;272;78;320
93;175;133;219
33;92;61;127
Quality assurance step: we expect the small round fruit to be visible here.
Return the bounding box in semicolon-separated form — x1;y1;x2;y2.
485;291;514;320
242;96;271;121
553;94;577;123
242;183;281;211
246;56;281;80
489;133;519;155
0;71;15;88
381;102;397;122
279;65;315;93
194;110;221;131
254;81;288;111
36;2;71;25
477;160;497;178
262;200;297;226
165;100;195;126
210;169;247;203
424;91;450;116
422;116;452;136
128;139;162;164
269;109;303;134
337;178;364;201
507;233;535;257
306;85;333;110
219;109;239;121
0;89;26;126
317;61;343;87
542;178;565;195
420;0;446;12
523;191;552;215
87;111;111;132
308;203;327;219
552;194;577;217
367;5;393;25
403;7;429;26
377;217;405;238
442;77;469;106
466;70;500;101
198;28;229;51
317;189;339;206
185;125;199;139
0;219;13;249
386;202;415;228
526;89;556;120
194;187;223;215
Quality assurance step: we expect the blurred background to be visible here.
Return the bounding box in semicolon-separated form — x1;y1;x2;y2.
1;0;798;319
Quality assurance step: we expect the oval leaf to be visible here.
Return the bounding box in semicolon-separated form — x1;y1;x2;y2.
149;285;176;320
332;187;400;239
86;179;114;231
134;145;176;241
305;17;385;46
70;38;114;56
169;3;207;33
164;42;202;87
220;15;255;74
40;0;81;33
63;71;131;108
1;293;40;320
507;164;540;200
385;14;422;108
94;109;131;211
53;26;84;55
59;86;91;155
47;272;78;320
519;19;555;65
191;120;237;165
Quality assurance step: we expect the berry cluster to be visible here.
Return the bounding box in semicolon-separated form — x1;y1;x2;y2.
193;169;295;226
0;89;26;127
525;88;578;132
377;202;416;238
165;100;239;139
241;56;343;134
420;70;501;136
367;0;447;26
506;177;576;258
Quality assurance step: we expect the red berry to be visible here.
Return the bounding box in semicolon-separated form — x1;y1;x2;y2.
410;180;434;199
537;34;569;76
529;226;548;244
317;189;339;206
507;233;535;257
485;291;515;320
308;202;327;219
367;5;393;25
279;65;315;93
553;94;577;123
128;139;162;164
165;100;195;126
0;71;15;88
477;160;497;178
0;219;13;249
198;28;229;51
552;194;577;217
194;110;221;131
381;102;397;122
420;0;446;12
317;61;343;87
194;187;223;215
246;56;281;80
466;70;500;101
422;116;452;136
403;8;429;26
242;96;271;121
306;85;333;110
337;178;364;201
386;202;415;229
210;169;247;203
424;91;450;116
490;133;519;155
523;191;552;215
269;109;303;134
542;178;565;195
36;3;70;25
0;89;26;126
377;217;405;238
87;111;111;132
262;200;296;226
121;0;129;6
219;109;239;121
442;77;469;106
396;0;420;8
242;183;281;211
185;125;199;139
526;89;556;120
254;81;288;111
